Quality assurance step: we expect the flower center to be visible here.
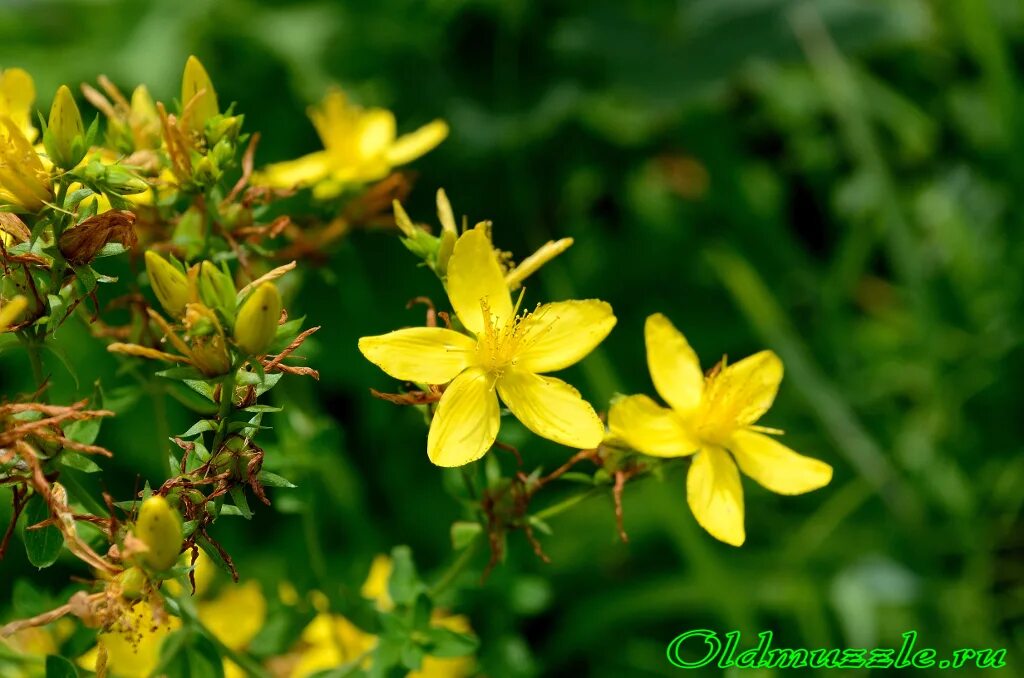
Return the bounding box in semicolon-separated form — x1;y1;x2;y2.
473;299;531;375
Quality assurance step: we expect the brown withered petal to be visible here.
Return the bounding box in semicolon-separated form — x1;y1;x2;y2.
0;212;31;243
58;210;138;265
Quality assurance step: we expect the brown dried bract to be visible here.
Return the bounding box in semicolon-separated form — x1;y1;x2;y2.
59;210;138;266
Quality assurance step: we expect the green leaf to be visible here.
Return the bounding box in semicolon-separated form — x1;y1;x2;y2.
46;294;67;334
387;546;423;607
45;654;79;678
22;493;64;568
180;419;217;437
197;536;234;578
242;404;282;413
59;451;101;473
94;242;129;259
423;626;479;658
72;265;97;293
157;366;210;381
412;593;432;631
154;629;224;678
258;471;296;488
43;344;79;388
229;485;252;519
450;521;482;550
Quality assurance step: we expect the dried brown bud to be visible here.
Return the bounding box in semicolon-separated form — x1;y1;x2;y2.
58;210;138;266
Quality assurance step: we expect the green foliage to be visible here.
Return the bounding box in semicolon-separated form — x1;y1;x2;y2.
1;0;1023;676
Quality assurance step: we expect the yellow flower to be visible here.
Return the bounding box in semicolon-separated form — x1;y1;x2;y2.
360;554;395;612
197;581;266;651
259;89;448;198
359;226;615;467
78;573;266;678
0;295;27;332
0;67;37;141
290;556;475;678
0;116;52;212
290;613;377;678
608;314;832;546
78;601;181;678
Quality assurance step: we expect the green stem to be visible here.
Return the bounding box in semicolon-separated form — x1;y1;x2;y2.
302;495;329;585
177;598;273;678
430;535;480;597
23;334;45;390
209;370;236;456
532;487;603;522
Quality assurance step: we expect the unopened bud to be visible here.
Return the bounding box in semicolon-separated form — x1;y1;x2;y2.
198;261;236;318
115;566;147;599
129;85;161;150
45;85;86;169
233;283;281;356
133;495;183;572
145;251;190;318
181;56;219;135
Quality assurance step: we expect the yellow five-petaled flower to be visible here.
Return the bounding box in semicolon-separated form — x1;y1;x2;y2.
609;313;832;546
259;88;448;199
359;227;616;467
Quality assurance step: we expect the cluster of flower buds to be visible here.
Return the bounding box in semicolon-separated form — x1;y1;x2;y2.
108;252;284;375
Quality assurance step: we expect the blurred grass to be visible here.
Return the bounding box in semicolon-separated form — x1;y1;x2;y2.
2;0;1023;675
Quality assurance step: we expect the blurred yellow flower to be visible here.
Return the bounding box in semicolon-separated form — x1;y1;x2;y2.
360;226;615;467
0;295;27;332
259;88;448;199
290;613;377;678
77;601;180;678
608;313;832;546
0;67;37;141
0;116;52;212
410;613;475;678
78;565;266;678
360;554;395;611
291;556;474;678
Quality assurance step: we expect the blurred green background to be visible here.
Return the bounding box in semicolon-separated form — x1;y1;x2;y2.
2;0;1023;675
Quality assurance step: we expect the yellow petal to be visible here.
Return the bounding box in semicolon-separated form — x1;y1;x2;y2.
608;394;698;458
445;227;513;335
310;89;354;150
386;119;449;166
198;581;267;650
515;300;616;373
257;151;333;188
359;327;475;384
705;350;783;428
0;68;36;141
357;108;397;159
730;430;832;495
645;313;704;414
496;368;604;449
428;367;500;467
687;447;745;546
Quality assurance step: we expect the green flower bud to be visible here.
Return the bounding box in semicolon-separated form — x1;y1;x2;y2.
193;154;220;186
198;261;236;318
45;85;86;169
171;207;206;260
233;283;281;356
181;56;219;135
133;495;183;572
145;251;190;318
207;114;242;147
115;566;147;599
